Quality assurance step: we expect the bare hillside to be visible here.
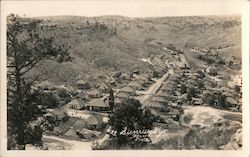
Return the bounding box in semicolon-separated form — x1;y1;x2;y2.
27;15;241;85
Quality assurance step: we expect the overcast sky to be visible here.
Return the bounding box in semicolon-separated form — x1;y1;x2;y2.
1;0;245;18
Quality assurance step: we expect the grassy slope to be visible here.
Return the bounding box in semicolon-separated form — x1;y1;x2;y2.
29;15;241;85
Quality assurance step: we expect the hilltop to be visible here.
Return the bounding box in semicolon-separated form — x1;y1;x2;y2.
26;15;241;85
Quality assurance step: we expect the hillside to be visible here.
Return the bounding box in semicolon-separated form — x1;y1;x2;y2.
27;15;241;85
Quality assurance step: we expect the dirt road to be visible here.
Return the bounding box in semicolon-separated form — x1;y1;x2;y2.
137;70;170;105
42;135;92;150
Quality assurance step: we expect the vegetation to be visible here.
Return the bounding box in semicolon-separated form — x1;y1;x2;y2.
7;14;70;149
108;98;156;149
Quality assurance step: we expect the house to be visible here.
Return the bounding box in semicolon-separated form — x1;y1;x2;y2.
147;101;164;109
86;115;100;129
120;86;136;96
65;99;85;110
86;98;109;112
161;87;174;94
36;80;52;90
77;128;101;139
64;127;78;138
112;71;122;78
98;83;110;94
225;97;238;107
114;97;123;105
206;66;217;76
187;79;197;86
221;86;231;92
189;75;197;80
65;85;77;95
157;92;170;98
87;89;102;98
116;92;130;100
222;92;234;98
162;83;175;89
106;77;116;86
120;72;130;80
137;75;149;84
133;70;140;75
152;96;166;103
191;98;203;105
127;81;141;90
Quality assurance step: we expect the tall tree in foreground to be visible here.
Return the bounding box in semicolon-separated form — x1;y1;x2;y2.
7;14;70;149
108;98;156;149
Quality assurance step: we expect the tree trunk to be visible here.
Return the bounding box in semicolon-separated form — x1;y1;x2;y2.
15;59;25;149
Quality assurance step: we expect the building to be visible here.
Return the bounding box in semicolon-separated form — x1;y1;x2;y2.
86;115;100;129
152;96;167;103
65;99;85;110
127;81;141;90
206;66;217;76
147;101;164;110
86;98;109;112
98;83;110;94
114;97;123;105
115;92;130;100
76;80;90;91
225;97;238;107
120;86;136;96
87;89;102;98
36;80;52;90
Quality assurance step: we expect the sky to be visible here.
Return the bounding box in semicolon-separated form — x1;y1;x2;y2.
1;0;245;18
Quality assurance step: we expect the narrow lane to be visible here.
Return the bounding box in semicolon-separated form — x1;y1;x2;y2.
137;70;170;105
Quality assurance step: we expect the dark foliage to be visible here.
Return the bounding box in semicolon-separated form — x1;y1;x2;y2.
108;98;156;149
7;14;70;149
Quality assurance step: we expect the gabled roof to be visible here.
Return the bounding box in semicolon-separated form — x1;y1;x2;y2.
120;86;135;93
86;115;100;125
221;86;230;92
116;92;130;98
128;81;141;88
222;92;234;98
86;98;109;108
36;80;52;89
147;101;163;108
225;97;237;105
87;89;100;95
114;97;123;104
152;96;166;103
66;99;85;109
